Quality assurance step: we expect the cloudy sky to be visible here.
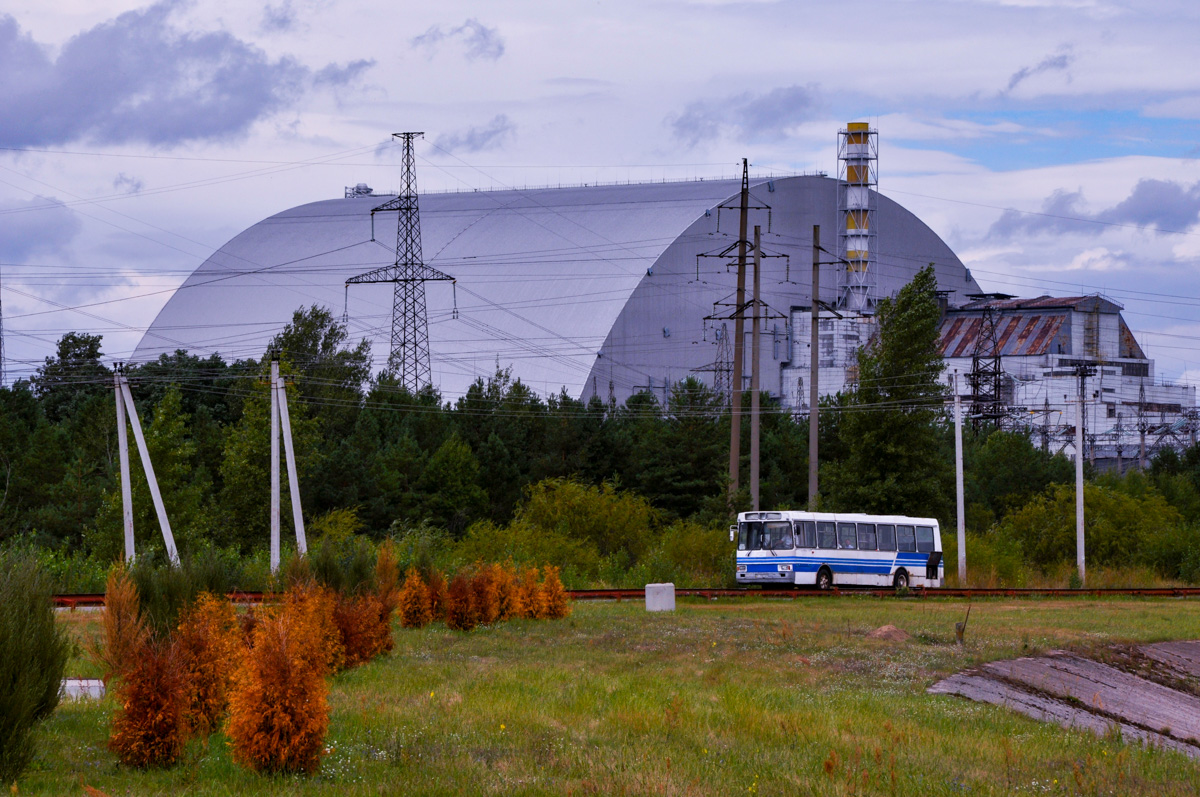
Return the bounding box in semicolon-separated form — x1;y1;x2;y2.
3;0;1200;388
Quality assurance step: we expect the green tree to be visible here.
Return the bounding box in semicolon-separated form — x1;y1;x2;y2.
30;333;111;425
964;429;1073;529
823;265;951;517
417;433;487;536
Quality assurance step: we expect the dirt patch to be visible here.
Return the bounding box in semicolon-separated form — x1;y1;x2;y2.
867;625;911;642
930;641;1200;759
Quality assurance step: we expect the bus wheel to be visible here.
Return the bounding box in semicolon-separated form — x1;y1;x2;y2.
893;570;909;590
816;567;833;591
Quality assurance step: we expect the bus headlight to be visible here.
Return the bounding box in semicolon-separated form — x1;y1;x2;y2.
736;564;747;573
777;564;792;572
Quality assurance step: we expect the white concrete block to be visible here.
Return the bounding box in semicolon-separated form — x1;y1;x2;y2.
645;582;675;612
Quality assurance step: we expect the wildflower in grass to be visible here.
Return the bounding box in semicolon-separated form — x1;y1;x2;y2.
399;568;432;629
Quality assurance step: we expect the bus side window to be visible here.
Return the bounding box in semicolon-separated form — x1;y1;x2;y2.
837;523;857;550
897;525;916;553
877;525;896;551
797;521;816;548
817;522;837;549
857;524;877;550
916;526;935;553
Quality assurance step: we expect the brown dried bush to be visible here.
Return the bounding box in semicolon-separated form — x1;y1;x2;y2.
494;562;522;621
333;592;389;668
108;637;187;768
426;569;447;621
444;574;477;631
92;563;148;685
471;564;501;626
226;603;329;775
398;568;432;629
283;583;344;676
541;565;572;619
374;541;400;652
518;567;548;619
175;592;239;736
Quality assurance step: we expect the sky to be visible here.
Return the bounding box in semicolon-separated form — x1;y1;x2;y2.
2;0;1200;391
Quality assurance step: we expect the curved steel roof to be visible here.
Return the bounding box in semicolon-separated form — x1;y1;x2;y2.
135;176;982;402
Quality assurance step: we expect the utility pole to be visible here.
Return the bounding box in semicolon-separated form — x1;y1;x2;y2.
954;372;966;586
1137;380;1148;471
0;263;6;388
270;358;281;573
749;226;762;511
347;132;454;390
114;367;178;564
728;158;750;505
115;368;134;562
1074;363;1094;586
808;225;820;510
275;372;308;557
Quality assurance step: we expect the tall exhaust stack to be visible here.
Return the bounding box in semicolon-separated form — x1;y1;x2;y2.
837;122;878;312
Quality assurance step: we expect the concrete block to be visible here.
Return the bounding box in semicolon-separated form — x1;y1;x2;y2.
645;582;675;612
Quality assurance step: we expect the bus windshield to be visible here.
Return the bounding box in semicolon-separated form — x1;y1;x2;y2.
738;521;793;551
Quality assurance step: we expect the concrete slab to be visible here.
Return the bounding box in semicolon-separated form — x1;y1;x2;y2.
646;583;675;612
61;678;104;700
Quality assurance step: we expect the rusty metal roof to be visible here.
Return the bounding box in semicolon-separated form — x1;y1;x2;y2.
958;294;1123;313
939;313;1066;357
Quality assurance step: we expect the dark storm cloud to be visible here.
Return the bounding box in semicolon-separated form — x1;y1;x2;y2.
411;19;505;61
0;2;374;148
434;115;515;154
0;198;82;261
668;84;820;147
989;179;1200;238
1006;46;1074;92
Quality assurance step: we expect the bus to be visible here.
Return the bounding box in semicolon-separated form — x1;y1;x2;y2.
731;511;944;590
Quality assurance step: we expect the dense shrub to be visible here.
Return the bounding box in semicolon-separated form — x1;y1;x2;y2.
283;584;344;676
108;637;187;769
227;604;329;774
541;565;571;620
333;593;389;667
93;563;148;684
175;592;239;735
471;564;501;626
310;533;377;596
518;567;547;620
0;551;71;784
494;563;522;621
445;574;477;631
398;568;432;629
426;569;447;621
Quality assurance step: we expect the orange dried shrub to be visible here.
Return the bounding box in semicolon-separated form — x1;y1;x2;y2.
444;574;477;632
541;565;572;619
333;592;388;668
426;569;448;621
471;564;501;626
108;637;187;768
374;541;400;650
398;568;432;629
518;567;548;619
283;583;344;675
226;607;329;775
494;562;523;621
175;592;240;736
92;563;147;685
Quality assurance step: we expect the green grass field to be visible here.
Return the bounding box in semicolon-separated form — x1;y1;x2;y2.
23;596;1200;795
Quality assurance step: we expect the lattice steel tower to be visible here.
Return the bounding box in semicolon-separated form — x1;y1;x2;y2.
347;133;453;390
837;122;878;312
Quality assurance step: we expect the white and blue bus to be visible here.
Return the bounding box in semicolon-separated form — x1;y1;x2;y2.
732;511;944;590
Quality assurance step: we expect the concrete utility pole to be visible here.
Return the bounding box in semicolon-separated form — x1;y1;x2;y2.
1075;364;1092;586
270;359;281;573
954;372;966;585
808;226;820;510
749;226;762;511
115;369;178;564
728;159;750;504
275;373;308;556
115;369;134;562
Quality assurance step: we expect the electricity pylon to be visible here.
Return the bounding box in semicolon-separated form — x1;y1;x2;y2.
347;132;454;391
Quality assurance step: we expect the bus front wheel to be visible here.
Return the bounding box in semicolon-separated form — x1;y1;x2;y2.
893;570;909;590
816;567;833;591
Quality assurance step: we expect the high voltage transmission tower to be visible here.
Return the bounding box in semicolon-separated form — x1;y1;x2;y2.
347;132;454;391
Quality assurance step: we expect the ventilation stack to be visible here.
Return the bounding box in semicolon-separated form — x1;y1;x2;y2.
837;122;878;312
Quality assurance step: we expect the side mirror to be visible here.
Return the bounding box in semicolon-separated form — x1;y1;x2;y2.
729;525;737;543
